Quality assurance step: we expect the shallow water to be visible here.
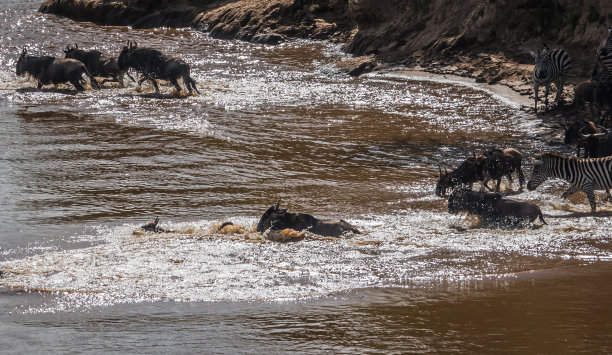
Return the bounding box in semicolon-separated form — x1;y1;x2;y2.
1;0;612;352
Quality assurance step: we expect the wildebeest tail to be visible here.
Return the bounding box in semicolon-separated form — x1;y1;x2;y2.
539;212;547;225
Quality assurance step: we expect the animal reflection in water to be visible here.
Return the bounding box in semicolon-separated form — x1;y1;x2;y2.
448;188;546;229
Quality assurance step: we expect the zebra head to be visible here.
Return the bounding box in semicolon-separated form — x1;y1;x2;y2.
530;50;548;80
527;156;547;191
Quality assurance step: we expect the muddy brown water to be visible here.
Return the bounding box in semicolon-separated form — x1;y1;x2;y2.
1;1;612;353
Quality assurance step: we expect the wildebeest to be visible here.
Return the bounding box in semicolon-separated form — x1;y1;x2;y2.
64;43;135;86
117;41;200;95
481;148;525;192
256;201;360;237
564;120;604;157
435;154;486;197
579;126;612;158
448;188;546;228
16;47;99;91
573;80;596;117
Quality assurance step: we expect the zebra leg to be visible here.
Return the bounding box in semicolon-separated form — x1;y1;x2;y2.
554;77;564;104
544;83;550;110
561;185;579;199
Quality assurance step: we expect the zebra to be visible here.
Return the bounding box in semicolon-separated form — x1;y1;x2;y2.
592;27;612;122
529;45;571;112
527;152;612;212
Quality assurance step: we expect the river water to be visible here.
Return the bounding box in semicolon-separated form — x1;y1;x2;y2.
1;0;612;353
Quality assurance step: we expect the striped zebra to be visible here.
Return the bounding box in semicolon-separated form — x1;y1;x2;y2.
527;152;612;212
529;45;571;112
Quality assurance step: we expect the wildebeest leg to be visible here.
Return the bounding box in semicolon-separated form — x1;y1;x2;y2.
70;79;85;91
125;71;136;83
518;166;525;188
187;76;200;95
150;78;160;93
495;178;502;192
482;177;493;191
605;189;612;203
37;81;42;89
169;76;182;93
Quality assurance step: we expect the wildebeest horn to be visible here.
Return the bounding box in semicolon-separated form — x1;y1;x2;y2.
75;42;78;49
444;167;448;174
20;47;26;56
274;199;281;210
579;126;608;138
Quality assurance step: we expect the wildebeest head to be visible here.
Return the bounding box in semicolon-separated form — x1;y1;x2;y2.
256;200;284;232
117;40;137;71
434;166;451;197
16;47;28;76
63;43;79;57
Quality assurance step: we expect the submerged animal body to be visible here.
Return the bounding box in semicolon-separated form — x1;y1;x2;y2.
16;48;98;90
448;188;546;228
528;152;612;212
117;41;200;94
256;202;360;237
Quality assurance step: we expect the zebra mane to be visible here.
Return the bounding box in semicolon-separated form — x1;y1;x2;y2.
535;152;572;161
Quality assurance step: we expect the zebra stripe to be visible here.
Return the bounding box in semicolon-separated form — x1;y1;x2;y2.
594;28;612;86
527;152;612;211
531;47;571;111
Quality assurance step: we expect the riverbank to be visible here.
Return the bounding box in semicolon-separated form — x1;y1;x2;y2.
38;0;603;145
39;1;612;87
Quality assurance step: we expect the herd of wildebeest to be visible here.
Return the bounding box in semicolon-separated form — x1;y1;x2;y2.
13;27;612;237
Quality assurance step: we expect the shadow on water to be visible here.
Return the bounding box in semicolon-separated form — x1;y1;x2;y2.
545;211;612;219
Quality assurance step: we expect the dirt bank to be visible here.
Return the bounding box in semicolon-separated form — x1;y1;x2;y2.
39;0;612;107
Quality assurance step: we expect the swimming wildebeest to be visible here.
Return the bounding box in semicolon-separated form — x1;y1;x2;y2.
256;201;360;237
140;217;172;233
63;43;135;86
435;154;486;197
117;41;200;94
16;47;99;91
481;148;525;192
448;188;546;228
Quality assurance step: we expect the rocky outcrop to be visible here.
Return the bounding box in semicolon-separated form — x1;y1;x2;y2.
39;0;203;28
194;0;350;44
